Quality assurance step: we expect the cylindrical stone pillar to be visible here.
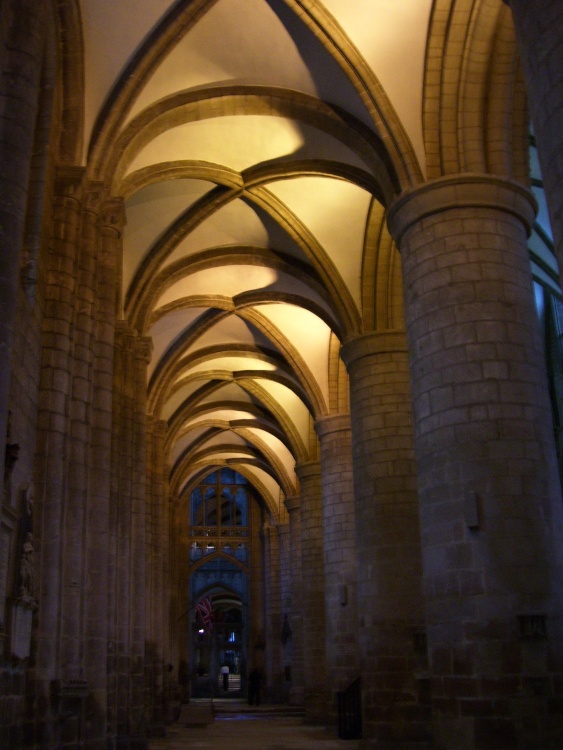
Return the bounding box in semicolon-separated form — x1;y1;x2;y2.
341;332;428;747
285;495;305;705
278;521;291;702
0;0;49;489
388;174;563;750
34;166;84;746
131;336;151;739
84;197;123;748
295;461;328;724
507;0;563;268
145;417;168;733
263;524;283;701
315;414;360;726
109;327;150;745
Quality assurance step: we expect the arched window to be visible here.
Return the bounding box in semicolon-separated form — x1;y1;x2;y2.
189;469;250;563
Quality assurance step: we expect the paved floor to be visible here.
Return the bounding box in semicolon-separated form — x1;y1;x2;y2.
149;701;361;750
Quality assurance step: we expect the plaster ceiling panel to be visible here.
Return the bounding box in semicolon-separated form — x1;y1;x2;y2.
165;198;274;266
156;266;280;308
177;459;285;506
81;0;176;156
123;179;214;293
188;408;260;426
125;117;372;177
198;431;250;449
241;427;296;475
320;0;433;169
146;307;208;377
256;304;331;407
229;465;283;508
155;268;333;320
185;314;274;351
174;357;278;384
163;197;310;268
126;0;372;131
197;382;257;406
171;430;252;468
251;378;311;444
169;424;216;465
163;379;218;422
267;176;371;304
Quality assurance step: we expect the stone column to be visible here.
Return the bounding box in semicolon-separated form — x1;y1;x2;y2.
34;166;84;746
388;174;563;750
171;499;189;702
58;185;100;746
284;495;304;705
314;414;360;726
0;0;49;487
295;461;328;724
131;336;151;740
278;521;291;701
263;523;283;701
145;417;168;733
109;327;150;746
84;197;123;747
507;0;563;267
341;332;428;747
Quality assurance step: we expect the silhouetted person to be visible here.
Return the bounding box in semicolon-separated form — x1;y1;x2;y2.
248;666;262;706
220;664;229;691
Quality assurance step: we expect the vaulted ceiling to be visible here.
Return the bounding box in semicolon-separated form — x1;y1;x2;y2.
67;0;556;522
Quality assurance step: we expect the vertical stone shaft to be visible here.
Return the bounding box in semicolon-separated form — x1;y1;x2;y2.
145;418;156;727
285;495;304;705
315;415;359;725
341;332;428;746
84;198;122;747
107;325;123;740
146;418;168;731
59;191;98;694
109;327;149;744
162;464;172;707
35;168;84;745
110;325;135;742
388;174;563;749
278;521;291;700
296;461;328;723
508;0;563;267
131;337;151;738
0;0;48;486
172;501;189;696
264;524;282;700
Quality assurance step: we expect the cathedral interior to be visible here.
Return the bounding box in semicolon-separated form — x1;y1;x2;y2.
1;1;563;748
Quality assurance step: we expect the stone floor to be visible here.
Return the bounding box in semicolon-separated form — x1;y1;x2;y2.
149;700;361;750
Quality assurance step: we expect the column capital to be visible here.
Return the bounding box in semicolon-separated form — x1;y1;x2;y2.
101;197;127;235
83;180;108;213
314;413;351;440
53;165;87;200
295;460;321;484
135;335;153;365
387;174;537;246
284;494;301;513
340;330;408;370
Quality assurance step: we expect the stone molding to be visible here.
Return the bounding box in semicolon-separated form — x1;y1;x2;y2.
386;173;537;246
101;197;126;234
295;461;321;484
53;165;87;200
284;494;301;513
340;330;408;368
314;413;351;440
